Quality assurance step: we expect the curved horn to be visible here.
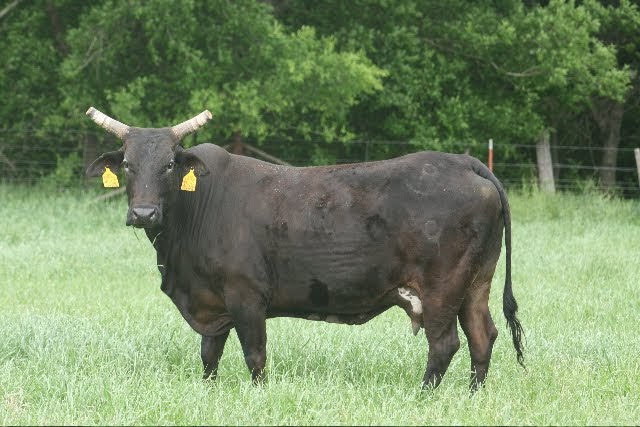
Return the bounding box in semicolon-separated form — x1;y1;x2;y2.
171;110;213;140
86;107;130;139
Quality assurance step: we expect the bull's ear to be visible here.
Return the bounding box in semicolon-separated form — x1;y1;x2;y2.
175;150;209;176
86;150;125;177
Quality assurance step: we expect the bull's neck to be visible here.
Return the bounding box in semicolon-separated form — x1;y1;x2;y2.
144;225;167;250
145;177;226;255
144;181;222;298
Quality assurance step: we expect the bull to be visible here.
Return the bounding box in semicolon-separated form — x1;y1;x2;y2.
86;107;524;390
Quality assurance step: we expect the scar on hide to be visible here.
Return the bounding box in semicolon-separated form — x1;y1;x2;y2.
365;214;388;240
315;193;331;209
421;163;437;176
480;184;495;199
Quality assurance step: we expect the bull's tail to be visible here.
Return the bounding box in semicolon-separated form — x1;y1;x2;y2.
470;157;525;368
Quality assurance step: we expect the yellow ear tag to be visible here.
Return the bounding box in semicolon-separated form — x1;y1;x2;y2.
181;168;196;192
102;166;119;188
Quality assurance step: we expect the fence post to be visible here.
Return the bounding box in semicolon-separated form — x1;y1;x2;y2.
634;148;640;191
231;131;244;155
488;139;493;172
536;130;555;193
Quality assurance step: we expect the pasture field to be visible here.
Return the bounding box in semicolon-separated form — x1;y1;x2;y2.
1;183;639;425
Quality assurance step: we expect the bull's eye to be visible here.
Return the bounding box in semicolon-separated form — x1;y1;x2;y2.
167;160;175;171
122;160;129;171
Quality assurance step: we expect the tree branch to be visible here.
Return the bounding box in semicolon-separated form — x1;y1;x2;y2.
91;187;126;203
0;147;17;174
489;60;544;78
74;36;102;74
0;0;22;20
425;38;544;78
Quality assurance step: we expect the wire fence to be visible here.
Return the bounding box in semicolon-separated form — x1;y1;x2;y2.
1;131;639;198
245;138;640;197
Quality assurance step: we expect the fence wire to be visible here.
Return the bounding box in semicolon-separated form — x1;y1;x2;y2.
1;133;639;198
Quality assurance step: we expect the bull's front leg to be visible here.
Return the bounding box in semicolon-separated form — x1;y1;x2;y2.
201;331;230;381
224;279;268;384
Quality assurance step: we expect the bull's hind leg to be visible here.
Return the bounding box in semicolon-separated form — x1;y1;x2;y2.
421;295;462;389
458;279;499;391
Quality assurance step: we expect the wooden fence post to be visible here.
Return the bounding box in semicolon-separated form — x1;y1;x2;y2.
634;148;640;191
536;130;555;193
231;131;244;155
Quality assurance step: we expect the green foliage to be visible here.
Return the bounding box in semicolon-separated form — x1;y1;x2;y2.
48;152;84;188
2;0;385;182
0;0;638;189
275;0;636;183
56;0;385;143
192;24;386;142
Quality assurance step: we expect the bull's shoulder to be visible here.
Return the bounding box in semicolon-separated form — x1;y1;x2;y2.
187;143;231;167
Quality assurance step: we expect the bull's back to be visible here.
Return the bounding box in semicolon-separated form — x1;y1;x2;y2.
260;151;500;237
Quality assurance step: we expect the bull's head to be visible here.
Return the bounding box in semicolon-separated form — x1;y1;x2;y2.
86;107;212;228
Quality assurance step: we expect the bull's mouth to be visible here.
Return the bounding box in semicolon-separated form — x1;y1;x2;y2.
126;205;162;228
127;222;153;229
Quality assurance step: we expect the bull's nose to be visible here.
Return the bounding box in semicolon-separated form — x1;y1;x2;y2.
126;205;160;227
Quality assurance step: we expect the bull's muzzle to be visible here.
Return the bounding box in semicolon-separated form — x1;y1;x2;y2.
127;204;162;228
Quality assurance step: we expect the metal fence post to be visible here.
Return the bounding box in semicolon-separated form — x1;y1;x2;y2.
488;139;493;172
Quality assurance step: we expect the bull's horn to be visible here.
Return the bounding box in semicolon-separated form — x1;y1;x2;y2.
86;107;130;139
171;110;213;140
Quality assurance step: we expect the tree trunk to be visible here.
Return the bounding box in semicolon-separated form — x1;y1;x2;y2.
44;0;69;56
545;100;562;183
536;129;555;193
591;99;624;192
550;129;560;183
635;148;640;191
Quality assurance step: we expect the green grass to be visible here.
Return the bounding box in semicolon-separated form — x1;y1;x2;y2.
1;184;639;425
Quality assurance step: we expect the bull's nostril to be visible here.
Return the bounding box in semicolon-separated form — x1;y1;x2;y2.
130;206;159;225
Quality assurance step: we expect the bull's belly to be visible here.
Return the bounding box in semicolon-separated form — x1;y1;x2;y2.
169;282;424;336
269;309;388;325
164;239;428;336
269;285;425;334
266;243;427;332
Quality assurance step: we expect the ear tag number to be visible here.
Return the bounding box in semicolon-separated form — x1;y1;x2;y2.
102;166;119;188
181;168;197;192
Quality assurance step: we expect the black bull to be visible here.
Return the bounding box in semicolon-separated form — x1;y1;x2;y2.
86;107;524;390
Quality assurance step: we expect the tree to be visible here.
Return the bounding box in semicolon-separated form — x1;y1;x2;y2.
1;0;638;192
57;1;385;159
275;0;634;187
0;0;86;181
1;0;385;182
585;0;640;190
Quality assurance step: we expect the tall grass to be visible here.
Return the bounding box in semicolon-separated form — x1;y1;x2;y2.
1;184;639;425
